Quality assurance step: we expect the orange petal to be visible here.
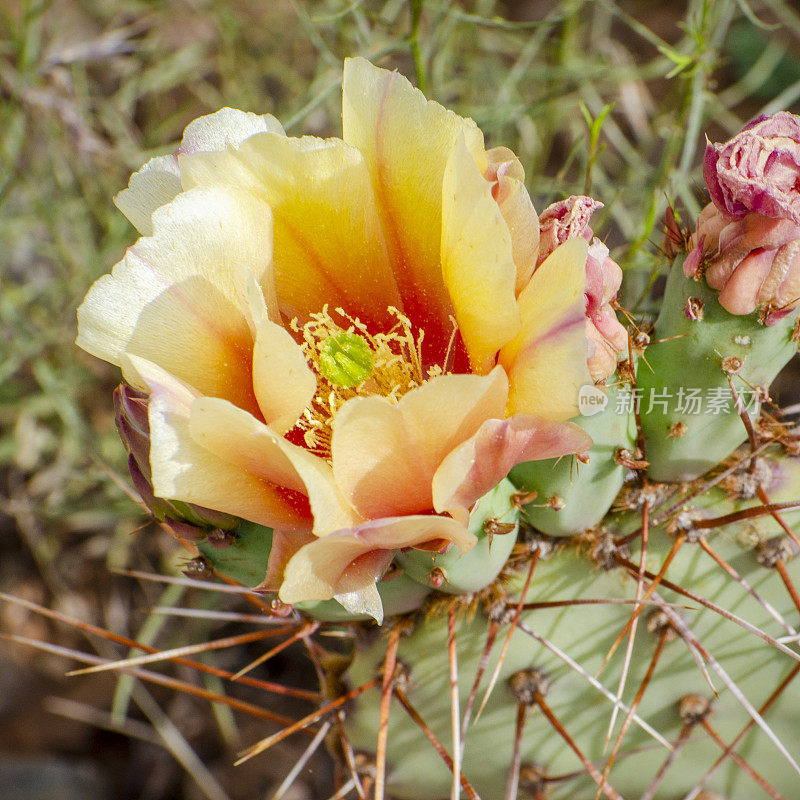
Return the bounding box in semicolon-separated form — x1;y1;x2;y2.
189;397;361;537
499;238;591;421
331;367;508;518
278;515;475;615
181;133;401;329
134;358;313;532
342;57;486;351
441;137;520;373
432;415;593;522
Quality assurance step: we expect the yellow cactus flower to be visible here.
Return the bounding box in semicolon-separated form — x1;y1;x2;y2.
77;58;593;621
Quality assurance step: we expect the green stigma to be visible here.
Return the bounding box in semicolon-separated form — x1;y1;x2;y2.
318;332;374;388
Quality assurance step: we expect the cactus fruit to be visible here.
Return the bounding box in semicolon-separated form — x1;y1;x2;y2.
72;59;800;800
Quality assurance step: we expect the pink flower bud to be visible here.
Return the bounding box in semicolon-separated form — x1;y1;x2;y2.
703;112;800;225
537;196;628;380
537;195;601;265
688;204;800;323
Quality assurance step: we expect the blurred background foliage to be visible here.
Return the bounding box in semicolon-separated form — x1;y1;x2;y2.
1;1;800;798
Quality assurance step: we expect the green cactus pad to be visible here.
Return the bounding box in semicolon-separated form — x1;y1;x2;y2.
343;454;800;799
510;381;636;537
395;479;519;594
638;259;798;482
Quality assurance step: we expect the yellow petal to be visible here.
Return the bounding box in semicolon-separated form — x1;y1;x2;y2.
77;187;277;417
484;147;540;292
331;367;508;518
441;136;520;373
134;357;312;532
181;133;401;329
178;107;285;154
342;57;485;350
115;108;284;235
246;276;316;432
499;238;591;421
114;155;181;236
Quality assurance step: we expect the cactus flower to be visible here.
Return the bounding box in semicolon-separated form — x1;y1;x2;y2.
538;196;628;380
77;58;593;620
686;113;800;323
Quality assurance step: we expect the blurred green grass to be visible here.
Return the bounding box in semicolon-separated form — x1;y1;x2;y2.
1;0;800;797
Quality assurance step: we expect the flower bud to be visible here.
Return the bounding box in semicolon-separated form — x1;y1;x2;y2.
686;205;800;323
114;383;237;533
703;111;800;225
537;196;628;380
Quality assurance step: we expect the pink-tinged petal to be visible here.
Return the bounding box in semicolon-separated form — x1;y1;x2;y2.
77;187;277;418
765;240;800;314
181;132;401;329
342;57;486;353
188;397;361;538
499;238;592;421
586;320;622;382
114;155;181;236
245;277;316;433
278;515;475;614
331;367;508;519
259;529;317;593
441;137;520;373
538;195;601;265
705;214;800;290
718;249;775;315
132;357;313;533
704;112;800;224
432;415;593;522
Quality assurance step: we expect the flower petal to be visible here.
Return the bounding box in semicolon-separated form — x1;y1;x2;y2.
499;238;592;421
114;155;181;236
432;415;593;522
188;397;360;537
441;137;520;373
115;108;284;235
331;367;508;518
246;276;316;432
278;515;475;610
178;107;285;154
181;133;401;328
133;357;313;532
484;147;540;292
342;57;486;350
77;187;277;417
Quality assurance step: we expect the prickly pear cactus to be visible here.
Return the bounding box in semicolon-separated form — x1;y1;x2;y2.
74;57;800;800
